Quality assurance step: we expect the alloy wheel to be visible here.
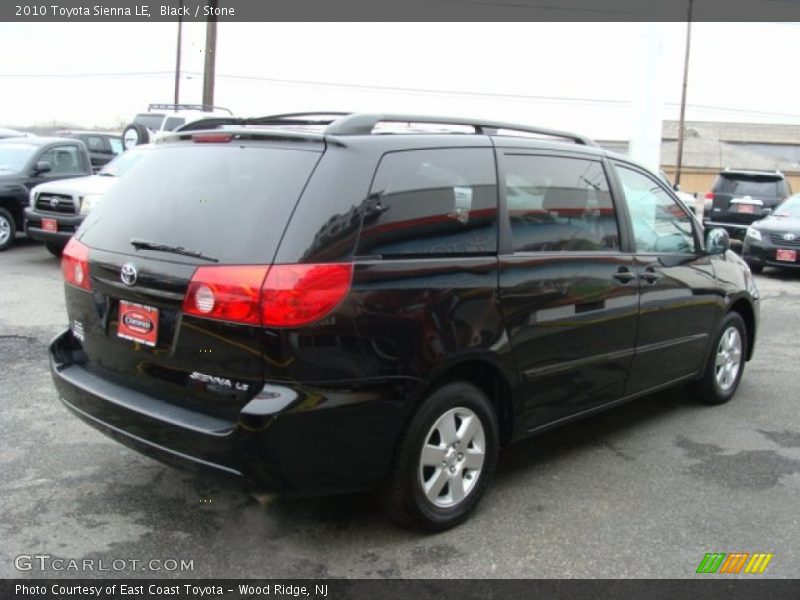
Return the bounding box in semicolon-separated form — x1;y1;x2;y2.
0;215;11;245
715;326;743;392
418;407;486;508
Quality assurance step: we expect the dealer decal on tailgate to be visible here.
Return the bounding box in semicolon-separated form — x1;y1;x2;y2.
117;300;159;346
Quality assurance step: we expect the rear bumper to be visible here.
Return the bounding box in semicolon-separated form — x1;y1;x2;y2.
50;329;417;495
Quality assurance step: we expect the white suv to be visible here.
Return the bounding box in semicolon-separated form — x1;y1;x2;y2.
122;104;234;149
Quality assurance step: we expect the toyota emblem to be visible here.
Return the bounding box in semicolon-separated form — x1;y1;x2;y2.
49;197;60;208
120;263;138;286
783;233;796;242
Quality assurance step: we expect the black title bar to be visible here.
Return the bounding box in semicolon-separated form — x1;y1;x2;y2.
3;0;800;22
4;579;800;600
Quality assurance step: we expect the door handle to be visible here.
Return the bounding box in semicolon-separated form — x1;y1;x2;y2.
640;267;660;284
612;267;636;284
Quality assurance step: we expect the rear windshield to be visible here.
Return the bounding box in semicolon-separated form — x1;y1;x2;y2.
715;175;783;198
79;143;322;263
133;113;166;130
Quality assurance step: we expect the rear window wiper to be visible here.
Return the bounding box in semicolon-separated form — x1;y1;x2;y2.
130;238;219;262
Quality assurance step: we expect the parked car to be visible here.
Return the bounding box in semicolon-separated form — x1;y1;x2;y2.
704;168;791;238
25;145;152;256
50;113;759;531
0;137;92;251
122;103;234;150
56;130;123;172
743;193;800;273
0;128;35;139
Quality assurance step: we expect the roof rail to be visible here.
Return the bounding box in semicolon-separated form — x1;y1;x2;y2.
173;111;596;146
324;113;596;146
249;112;351;125
174;112;352;134
148;103;234;115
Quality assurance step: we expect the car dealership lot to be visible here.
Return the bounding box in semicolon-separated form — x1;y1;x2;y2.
1;238;799;579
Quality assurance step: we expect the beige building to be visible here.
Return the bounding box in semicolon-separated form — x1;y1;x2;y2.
601;121;800;196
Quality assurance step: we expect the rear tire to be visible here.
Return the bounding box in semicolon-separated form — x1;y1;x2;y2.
0;207;16;251
378;381;498;531
122;123;150;150
690;312;747;405
45;241;64;257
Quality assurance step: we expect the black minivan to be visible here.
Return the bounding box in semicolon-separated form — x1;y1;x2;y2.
50;113;759;530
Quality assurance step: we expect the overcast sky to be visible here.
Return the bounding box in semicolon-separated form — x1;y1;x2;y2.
1;22;799;140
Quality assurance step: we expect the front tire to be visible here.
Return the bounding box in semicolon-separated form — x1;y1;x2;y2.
690;312;747;405
379;381;498;531
0;207;16;251
45;241;64;257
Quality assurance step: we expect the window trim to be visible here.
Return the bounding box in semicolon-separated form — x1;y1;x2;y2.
496;150;627;257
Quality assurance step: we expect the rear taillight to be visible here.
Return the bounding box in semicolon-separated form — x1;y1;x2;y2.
183;266;269;325
704;192;714;201
192;133;233;143
61;238;91;290
182;263;353;327
261;263;353;327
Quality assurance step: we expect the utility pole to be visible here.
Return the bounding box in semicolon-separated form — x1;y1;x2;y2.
675;0;693;186
173;0;183;105
202;0;218;109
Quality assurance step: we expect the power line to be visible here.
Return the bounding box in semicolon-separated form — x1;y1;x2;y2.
2;70;799;120
0;71;176;79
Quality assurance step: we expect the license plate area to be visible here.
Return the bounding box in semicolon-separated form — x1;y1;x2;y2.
737;204;756;214
42;218;58;232
776;249;797;263
117;300;159;346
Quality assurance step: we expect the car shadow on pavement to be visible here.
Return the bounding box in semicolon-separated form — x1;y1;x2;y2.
758;267;800;281
239;385;699;533
493;385;697;485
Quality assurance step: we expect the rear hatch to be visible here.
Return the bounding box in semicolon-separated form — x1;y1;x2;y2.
711;173;787;225
66;138;323;421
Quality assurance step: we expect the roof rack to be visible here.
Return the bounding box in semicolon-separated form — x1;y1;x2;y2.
324;113;596;146
174;112;349;134
174;111;596;146
148;103;234;115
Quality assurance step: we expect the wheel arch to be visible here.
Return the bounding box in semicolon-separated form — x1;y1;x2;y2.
729;298;756;361
0;196;23;230
414;357;517;446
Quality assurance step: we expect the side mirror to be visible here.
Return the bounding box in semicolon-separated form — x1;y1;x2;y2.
705;227;730;255
33;161;52;176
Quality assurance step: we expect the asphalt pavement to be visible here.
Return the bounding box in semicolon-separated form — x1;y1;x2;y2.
1;237;799;578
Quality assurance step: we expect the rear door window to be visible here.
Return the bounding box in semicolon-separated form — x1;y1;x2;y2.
79;143;323;264
503;154;620;252
356;148;498;257
84;135;108;154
